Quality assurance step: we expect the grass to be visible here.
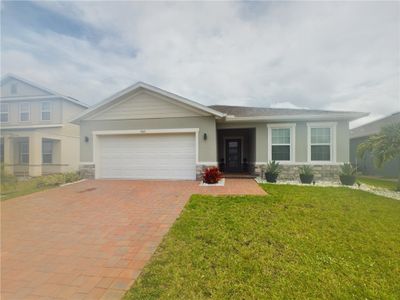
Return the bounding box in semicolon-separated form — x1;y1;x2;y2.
1;172;80;201
358;176;399;191
1;178;54;201
125;185;400;299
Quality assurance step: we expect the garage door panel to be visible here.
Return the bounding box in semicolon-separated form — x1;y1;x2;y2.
97;133;196;180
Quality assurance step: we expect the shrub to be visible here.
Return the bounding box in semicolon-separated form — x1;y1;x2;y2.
36;172;81;188
1;163;17;192
339;163;357;186
265;161;281;183
299;165;314;184
64;172;81;183
202;167;223;184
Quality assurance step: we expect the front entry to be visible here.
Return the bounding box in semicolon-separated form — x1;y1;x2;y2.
225;139;242;172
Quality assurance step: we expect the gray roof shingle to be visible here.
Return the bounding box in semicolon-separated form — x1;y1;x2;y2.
209;105;365;118
350;112;400;138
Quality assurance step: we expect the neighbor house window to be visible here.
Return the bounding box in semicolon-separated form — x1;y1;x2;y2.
268;124;295;162
307;123;336;162
19;142;29;164
0;103;9;122
0;139;4;163
42;140;53;164
41;102;51;121
19;103;30;122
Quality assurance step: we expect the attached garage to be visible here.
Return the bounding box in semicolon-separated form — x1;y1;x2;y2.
95;131;197;180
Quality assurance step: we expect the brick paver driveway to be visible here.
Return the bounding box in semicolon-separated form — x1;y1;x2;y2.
1;179;265;299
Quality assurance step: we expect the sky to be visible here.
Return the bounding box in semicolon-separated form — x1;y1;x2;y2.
1;1;399;128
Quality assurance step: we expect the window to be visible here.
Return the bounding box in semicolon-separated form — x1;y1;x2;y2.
19;103;30;121
10;83;17;94
41;102;51;121
308;123;336;162
0;139;4;163
42;140;53;164
268;124;295;162
1;103;9;122
19;142;29;164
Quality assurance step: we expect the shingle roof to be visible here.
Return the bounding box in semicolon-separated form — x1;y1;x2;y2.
209;105;365;119
350;112;400;138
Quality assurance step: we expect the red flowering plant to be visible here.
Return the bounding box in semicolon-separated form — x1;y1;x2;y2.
202;167;223;184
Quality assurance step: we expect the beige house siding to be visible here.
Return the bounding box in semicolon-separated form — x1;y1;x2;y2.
0;78;50;97
88;90;209;121
217;120;349;164
2;123;81;176
1;99;63;126
80;116;217;163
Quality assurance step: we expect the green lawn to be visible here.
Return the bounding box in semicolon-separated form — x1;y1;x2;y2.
125;185;400;299
1;173;80;201
1;178;50;201
358;176;399;191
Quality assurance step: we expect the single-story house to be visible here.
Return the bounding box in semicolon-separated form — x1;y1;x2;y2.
350;112;400;178
72;82;368;181
0;74;88;176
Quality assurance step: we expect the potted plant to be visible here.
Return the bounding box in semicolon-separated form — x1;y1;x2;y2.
265;161;281;183
202;167;223;184
339;163;357;186
299;165;314;184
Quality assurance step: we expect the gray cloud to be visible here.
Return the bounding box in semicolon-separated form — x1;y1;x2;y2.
2;1;399;127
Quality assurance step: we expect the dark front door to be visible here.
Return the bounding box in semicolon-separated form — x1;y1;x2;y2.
225;139;242;172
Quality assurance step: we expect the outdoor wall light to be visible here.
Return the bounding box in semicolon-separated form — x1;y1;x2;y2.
84;136;89;143
203;133;207;140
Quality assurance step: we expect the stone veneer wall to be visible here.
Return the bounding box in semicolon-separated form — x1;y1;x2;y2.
79;164;95;179
81;163;214;180
255;164;342;182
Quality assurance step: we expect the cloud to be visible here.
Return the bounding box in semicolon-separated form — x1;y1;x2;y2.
1;1;399;127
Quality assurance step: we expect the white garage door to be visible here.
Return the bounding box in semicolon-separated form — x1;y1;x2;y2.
96;133;196;180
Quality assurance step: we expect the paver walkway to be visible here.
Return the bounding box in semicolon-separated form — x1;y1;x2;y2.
1;179;265;299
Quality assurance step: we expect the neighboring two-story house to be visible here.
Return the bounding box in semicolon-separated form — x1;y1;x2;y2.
0;75;88;177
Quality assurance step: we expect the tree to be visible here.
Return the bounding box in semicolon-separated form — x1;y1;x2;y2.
357;122;400;191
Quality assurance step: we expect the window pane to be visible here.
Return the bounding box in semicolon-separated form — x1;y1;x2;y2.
311;128;330;144
0;103;8;112
272;145;290;161
311;145;330;161
271;128;290;144
1;113;8;122
42;111;51;120
42;141;53;154
0;142;4;163
20;103;30;111
43;154;53;164
20;142;29;164
20;112;29;121
41;102;50;111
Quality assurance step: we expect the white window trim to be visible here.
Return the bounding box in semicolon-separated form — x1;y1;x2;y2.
267;123;296;164
19;102;31;122
1;103;9;123
307;122;337;164
41;101;52;121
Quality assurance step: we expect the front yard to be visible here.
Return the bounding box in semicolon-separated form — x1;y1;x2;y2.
358;176;398;191
125;184;400;299
0;172;81;201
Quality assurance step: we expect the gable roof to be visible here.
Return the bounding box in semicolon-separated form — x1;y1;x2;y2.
210;105;368;121
0;74;88;108
350;112;400;139
72;81;226;123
